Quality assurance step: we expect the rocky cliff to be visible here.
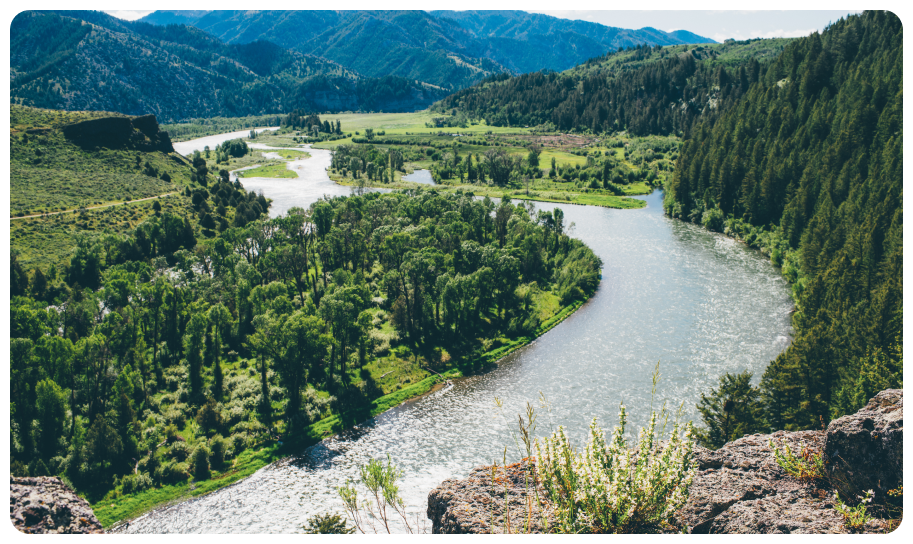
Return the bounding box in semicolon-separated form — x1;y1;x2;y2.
427;389;902;534
10;476;104;534
61;113;173;152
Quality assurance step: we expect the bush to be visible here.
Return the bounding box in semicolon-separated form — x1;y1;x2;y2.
535;405;696;533
209;434;228;467
167;440;191;462
190;445;211;480
701;207;725;232
120;472;154;494
155;461;189;484
196;397;224;434
303;513;355;534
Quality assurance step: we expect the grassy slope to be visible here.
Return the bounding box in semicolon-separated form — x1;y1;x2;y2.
9;105;199;271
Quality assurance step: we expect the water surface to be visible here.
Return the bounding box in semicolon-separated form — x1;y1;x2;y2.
120;136;793;534
402;169;436;185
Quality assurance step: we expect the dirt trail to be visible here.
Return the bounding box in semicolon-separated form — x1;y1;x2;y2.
10;192;178;221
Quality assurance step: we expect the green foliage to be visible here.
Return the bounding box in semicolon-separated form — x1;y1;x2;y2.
535;405;696;533
770;440;826;483
433;39;788;136
303;512;355;534
834;489;875;531
189;445;211;481
695;371;765;449
678;11;902;431
10;11;447;120
34;379;68;460
338;454;419;533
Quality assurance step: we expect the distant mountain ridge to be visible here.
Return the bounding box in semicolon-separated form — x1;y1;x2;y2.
10;11;447;120
136;10;716;87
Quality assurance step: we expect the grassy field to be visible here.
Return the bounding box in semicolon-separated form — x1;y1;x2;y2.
236;163;297;178
10;195;192;271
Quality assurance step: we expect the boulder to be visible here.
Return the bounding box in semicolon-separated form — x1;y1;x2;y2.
824;389;903;502
427;459;555;534
10;476;104;534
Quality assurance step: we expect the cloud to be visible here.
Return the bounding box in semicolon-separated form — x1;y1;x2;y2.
103;10;155;21
712;28;817;42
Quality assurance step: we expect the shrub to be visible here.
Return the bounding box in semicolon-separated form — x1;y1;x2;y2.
120;472;154;494
701;207;725;232
167;440;190;462
770;440;826;483
196;397;224;434
535;405;696;534
190;445;211;480
834;489;874;531
303;513;355;534
155;461;189;484
209;434;228;468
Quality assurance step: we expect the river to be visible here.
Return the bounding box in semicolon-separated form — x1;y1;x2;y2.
120;132;794;533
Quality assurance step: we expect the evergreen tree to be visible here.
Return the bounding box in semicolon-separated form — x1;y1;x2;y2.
696;371;764;449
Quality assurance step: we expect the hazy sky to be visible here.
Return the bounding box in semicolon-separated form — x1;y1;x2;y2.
103;8;861;43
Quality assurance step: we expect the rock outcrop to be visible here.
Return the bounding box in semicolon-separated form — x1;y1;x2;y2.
427;390;902;534
10;476;104;534
824;389;903;501
61;114;173;153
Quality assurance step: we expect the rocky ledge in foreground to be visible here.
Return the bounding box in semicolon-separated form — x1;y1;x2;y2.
10;476;104;534
427;389;902;534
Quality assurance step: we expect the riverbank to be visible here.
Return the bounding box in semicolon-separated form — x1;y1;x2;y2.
330;173;648;210
98;296;594;530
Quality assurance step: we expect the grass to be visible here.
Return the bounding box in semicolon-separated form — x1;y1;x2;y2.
236;163;297;179
11;195;191;271
10;106;194;217
271;149;311;160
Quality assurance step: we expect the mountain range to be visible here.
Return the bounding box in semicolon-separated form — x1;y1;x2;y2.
10;9;714;121
139;10;715;88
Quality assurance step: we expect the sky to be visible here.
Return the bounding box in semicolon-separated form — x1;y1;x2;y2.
103;7;861;43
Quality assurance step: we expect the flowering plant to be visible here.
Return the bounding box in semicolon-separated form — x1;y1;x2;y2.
535;404;696;533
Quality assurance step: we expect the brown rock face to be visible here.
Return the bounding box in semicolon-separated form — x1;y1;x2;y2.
824;389;903;501
427;459;555;534
61;114;173;153
10;476;104;534
427;390;902;534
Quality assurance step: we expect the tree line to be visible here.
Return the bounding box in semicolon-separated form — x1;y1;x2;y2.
9;189;601;501
432;43;770;137
673;11;902;447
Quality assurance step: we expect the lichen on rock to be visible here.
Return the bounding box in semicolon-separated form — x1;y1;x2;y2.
10;476;104;534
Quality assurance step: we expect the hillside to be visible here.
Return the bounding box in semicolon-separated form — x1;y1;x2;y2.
432;38;792;136
10;105;269;273
667;11;902;428
10;11;446;120
136;10;714;90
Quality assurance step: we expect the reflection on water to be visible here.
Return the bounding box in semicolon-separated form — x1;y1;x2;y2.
120;136;793;533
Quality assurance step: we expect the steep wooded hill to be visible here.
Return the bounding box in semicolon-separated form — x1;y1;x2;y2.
432;39;791;136
668;11;902;429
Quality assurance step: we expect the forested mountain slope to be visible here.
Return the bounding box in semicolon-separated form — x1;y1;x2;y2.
668;11;902;431
137;10;714;90
432;39;791;136
10;11;446;120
